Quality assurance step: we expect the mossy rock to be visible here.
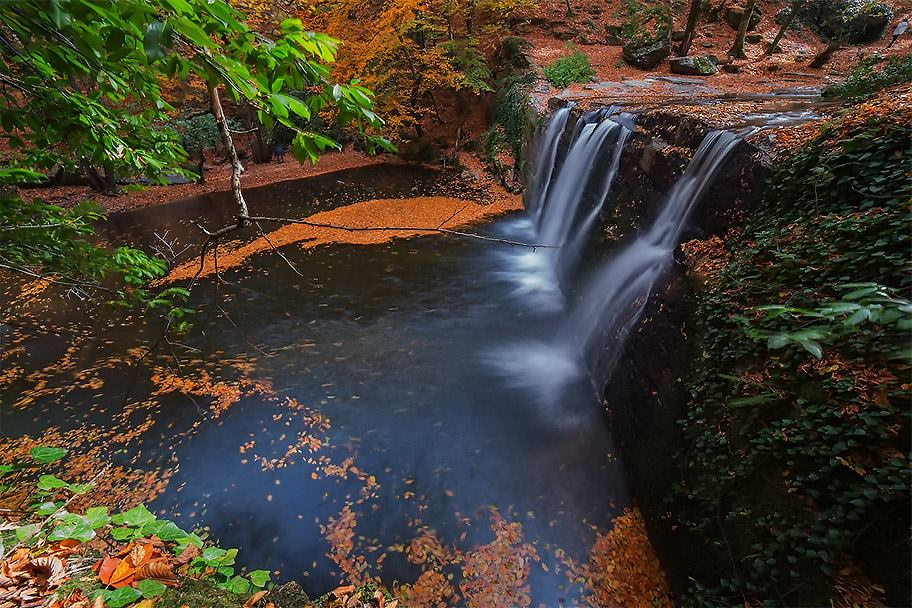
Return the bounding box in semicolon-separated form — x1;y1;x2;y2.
669;55;718;75
623;39;671;69
266;581;311;608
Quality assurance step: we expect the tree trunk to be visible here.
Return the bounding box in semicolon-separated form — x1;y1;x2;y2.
678;0;703;56
767;0;805;55
208;83;249;224
729;0;757;59
809;42;840;68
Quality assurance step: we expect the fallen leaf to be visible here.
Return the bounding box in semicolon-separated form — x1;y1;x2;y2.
135;561;178;584
243;590;268;608
97;557;122;586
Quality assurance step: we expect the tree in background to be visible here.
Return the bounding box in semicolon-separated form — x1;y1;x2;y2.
677;0;703;56
298;0;534;140
767;0;806;54
0;0;384;302
729;0;759;58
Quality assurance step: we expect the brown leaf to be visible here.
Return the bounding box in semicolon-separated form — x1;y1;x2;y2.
243;590;268;608
332;585;355;598
174;544;199;566
135;560;178;585
108;558;136;588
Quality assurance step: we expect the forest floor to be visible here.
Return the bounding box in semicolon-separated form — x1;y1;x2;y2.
526;0;912;103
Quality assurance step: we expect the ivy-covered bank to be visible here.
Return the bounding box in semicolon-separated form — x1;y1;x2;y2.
674;87;911;606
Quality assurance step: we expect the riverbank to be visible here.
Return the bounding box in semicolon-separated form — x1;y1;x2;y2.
17;149;398;214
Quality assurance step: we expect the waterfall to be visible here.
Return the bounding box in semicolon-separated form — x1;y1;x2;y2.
489;126;747;407
567;129;746;388
530;108;633;283
526;107;570;224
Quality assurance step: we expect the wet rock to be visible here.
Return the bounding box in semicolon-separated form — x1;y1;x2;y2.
605;24;624;45
788;0;892;43
837;5;892;43
623;39;672;69
267;581;310;608
669;55;718;75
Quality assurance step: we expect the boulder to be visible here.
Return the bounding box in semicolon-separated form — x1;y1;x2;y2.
553;24;579;40
605;24;624;45
745;33;763;43
623;39;671;69
838;6;892;43
669;55;718;76
724;5;762;30
722;63;741;73
789;0;892;43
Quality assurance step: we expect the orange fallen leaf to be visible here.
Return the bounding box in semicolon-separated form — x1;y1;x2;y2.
97;557;122;586
108;558;137;588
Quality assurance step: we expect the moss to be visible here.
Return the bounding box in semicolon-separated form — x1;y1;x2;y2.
157;578;246;608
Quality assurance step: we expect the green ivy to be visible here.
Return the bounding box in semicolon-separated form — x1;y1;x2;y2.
673;104;911;605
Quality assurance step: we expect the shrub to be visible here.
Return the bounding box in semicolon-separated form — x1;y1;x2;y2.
619;0;671;46
824;55;912;103
543;50;595;88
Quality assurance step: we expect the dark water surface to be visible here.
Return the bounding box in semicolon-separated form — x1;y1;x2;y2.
1;165;628;605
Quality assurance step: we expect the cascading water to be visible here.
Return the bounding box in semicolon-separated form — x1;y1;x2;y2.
490;123;749;405
492;108;633;312
567;129;748;389
526;106;570;223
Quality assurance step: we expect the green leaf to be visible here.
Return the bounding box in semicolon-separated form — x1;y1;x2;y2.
137;579;167;598
48;521;96;543
224;575;250;594
729;394;776;408
202;546;227;563
15;523;41;542
30;447;67;464
106;586;142;608
110;526;135;541
120;504;156;527
0;465;13;478
85;506;111;529
248;569;270;588
37;475;69;491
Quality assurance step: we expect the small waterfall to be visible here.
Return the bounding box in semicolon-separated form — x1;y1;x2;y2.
526;107;571;224
531;109;633;282
567;129;747;388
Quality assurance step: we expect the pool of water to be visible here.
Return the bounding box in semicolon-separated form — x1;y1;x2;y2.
0;165;629;605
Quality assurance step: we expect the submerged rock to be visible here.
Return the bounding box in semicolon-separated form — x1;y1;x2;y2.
669;55;718;76
623;39;671;69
